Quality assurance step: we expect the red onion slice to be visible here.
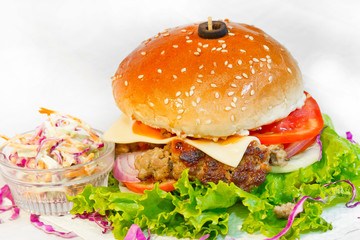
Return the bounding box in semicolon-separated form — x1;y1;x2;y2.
285;138;315;158
323;180;360;208
265;196;327;240
30;214;78;238
113;153;142;183
124;224;151;240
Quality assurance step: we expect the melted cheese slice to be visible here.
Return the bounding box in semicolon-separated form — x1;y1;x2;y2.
102;115;259;168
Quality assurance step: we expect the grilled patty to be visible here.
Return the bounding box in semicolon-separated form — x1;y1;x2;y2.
116;140;287;192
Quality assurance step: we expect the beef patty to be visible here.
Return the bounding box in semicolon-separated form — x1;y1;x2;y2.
116;140;287;192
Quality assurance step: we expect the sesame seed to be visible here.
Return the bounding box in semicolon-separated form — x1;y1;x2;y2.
211;83;217;87
231;115;235;121
242;73;248;78
181;68;186;73
173;75;178;79
249;60;253;64
197;74;203;78
222;44;227;48
268;76;273;82
198;42;202;46
221;50;228;53
240;49;246;53
175;103;181;108
250;90;255;95
233;97;238;102
173;45;178;48
267;64;271;69
205;119;212;124
157;69;162;73
242;107;246;111
260;58;266;62
267;59;272;63
192;101;197;107
177;115;182;120
149;102;154;107
218;40;225;43
161;50;165;55
228;91;235;96
141;51;146;55
249;36;254;40
197;79;203;83
194;52;200;56
196;97;201;103
181;29;187;33
211;70;215;74
228;64;233;68
231;102;236;108
176;91;181;97
228;33;235;36
190;86;195;90
225;61;228;66
196;119;201;124
124;81;128;86
185;92;189;97
245;35;249;38
231;83;237;88
266;55;271;59
235;76;242;80
251;68;255;74
199;65;204;69
225;107;232;111
189;90;194;96
213;62;217;67
203;44;209;48
216;47;222;51
185;36;190;39
238;60;242;65
215;92;220;98
211;47;216;51
263;45;270;51
163;33;169;36
138;75;144;79
287;68;292;73
178;109;184;114
197;48;202;52
164;98;169;104
253;58;259;62
186;40;193;43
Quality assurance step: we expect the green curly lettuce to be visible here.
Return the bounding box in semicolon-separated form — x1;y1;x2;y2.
68;114;360;240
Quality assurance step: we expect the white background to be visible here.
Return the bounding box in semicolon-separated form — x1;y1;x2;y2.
0;0;360;239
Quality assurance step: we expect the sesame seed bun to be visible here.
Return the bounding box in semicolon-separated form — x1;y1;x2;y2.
111;19;305;139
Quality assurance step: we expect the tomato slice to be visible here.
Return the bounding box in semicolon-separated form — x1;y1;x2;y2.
123;179;176;194
250;93;323;144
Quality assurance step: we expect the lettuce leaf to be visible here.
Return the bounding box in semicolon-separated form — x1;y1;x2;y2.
68;114;360;240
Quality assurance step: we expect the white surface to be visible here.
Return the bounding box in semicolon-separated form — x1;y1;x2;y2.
0;0;360;239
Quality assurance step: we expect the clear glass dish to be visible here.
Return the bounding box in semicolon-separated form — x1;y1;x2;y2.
0;130;114;216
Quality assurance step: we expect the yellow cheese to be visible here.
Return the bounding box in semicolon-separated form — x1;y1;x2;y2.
102;115;259;168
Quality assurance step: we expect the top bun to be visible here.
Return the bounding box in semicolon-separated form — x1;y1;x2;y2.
112;19;305;139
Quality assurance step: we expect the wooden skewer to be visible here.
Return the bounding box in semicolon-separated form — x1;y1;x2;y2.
208;17;213;31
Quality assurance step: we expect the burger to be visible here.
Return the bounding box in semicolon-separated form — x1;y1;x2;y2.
69;19;360;240
103;19;323;193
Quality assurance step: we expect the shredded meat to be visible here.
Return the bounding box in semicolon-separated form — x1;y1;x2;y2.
129;140;275;192
268;145;289;167
273;202;296;219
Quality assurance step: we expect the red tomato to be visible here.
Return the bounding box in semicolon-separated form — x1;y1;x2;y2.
250;93;323;144
123;179;176;194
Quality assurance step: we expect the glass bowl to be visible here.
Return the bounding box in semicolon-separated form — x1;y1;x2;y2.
0;131;114;216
